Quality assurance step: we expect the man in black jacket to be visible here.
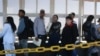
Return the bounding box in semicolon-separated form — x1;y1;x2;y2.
61;16;79;56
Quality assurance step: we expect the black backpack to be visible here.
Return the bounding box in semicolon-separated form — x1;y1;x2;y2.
24;16;34;37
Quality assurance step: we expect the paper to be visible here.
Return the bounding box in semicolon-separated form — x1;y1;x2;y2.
33;38;42;46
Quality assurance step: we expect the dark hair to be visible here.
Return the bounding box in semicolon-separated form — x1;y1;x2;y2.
86;15;94;22
7;16;16;32
19;9;25;15
53;15;58;19
40;9;45;14
71;12;75;16
68;14;72;17
66;16;72;20
98;18;100;22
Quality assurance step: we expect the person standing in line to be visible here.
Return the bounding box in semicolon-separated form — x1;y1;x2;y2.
69;12;79;56
83;15;95;42
34;9;47;56
90;18;100;56
61;16;78;56
0;16;16;56
83;15;96;56
17;9;28;56
48;15;61;56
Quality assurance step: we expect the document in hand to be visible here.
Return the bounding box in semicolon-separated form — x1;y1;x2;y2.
33;38;42;46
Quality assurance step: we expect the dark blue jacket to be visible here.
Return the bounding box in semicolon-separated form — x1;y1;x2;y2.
48;22;61;46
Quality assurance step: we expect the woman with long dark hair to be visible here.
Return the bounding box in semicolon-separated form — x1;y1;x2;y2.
82;15;96;56
0;16;16;56
83;15;95;42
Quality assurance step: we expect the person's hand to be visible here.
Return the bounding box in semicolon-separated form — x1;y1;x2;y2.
35;37;39;41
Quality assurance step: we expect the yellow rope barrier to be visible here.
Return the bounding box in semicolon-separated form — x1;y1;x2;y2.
0;41;100;55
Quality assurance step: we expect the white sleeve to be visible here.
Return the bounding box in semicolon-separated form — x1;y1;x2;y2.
0;24;8;37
